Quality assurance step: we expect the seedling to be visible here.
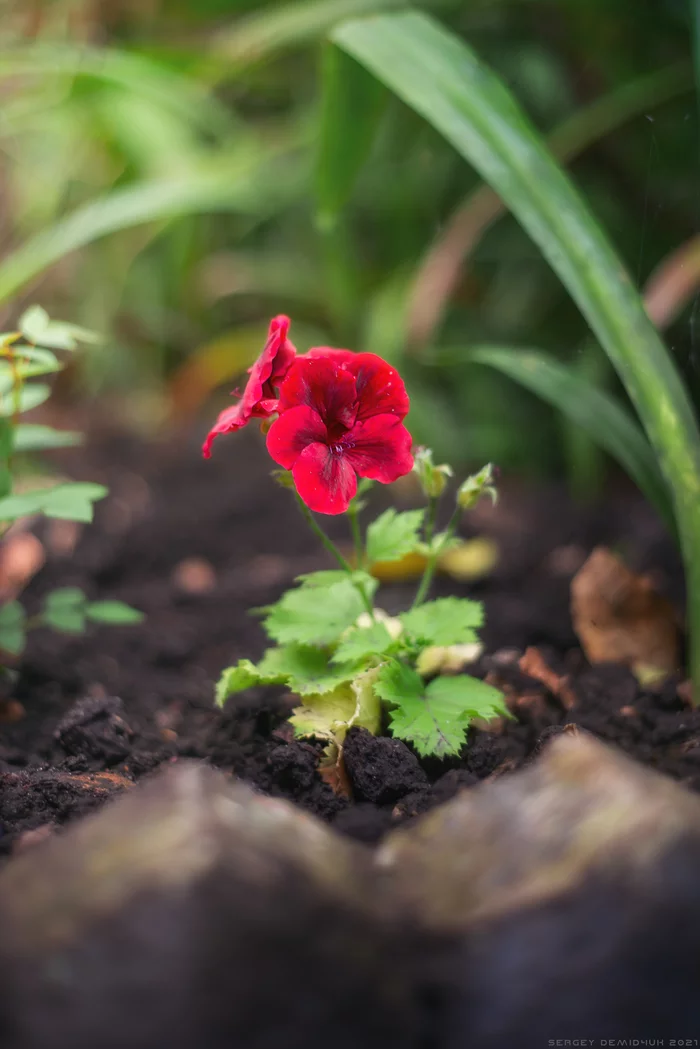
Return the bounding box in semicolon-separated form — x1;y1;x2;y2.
208;316;508;762
0;306;143;658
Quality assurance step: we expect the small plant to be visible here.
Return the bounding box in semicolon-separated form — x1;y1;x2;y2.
0;306;143;657
208;316;508;766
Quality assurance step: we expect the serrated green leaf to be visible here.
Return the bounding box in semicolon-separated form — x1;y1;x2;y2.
262;578;366;646
366;508;425;565
290;664;382;743
215;659;276;707
375;660;506;757
86;601;144;625
258;643;358;695
296;568;379;601
295;569;350;587
331;620;394;664
400;597;483;646
13;424;83;452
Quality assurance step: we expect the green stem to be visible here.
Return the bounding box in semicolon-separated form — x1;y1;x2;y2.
424;495;438;545
412;504;461;608
347;502;364;568
294;491;374;616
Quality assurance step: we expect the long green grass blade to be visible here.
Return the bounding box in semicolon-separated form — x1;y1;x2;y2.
0;150;300;307
335;11;700;694
0;45;234;137
464;346;674;533
316;44;385;225
211;0;453;68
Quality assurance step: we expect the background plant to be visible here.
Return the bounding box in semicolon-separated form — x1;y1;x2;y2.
0;305;143;657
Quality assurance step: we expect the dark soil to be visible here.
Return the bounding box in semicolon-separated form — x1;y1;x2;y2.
0;426;694;856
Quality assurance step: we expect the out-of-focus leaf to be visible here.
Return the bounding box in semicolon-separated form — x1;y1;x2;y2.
0;482;107;523
0;384;51;417
465;346;674;534
86;601;144;625
334;12;700;693
211;0;453;69
0;45;235;137
0;148;303;307
316;44;385;225
13;425;83;452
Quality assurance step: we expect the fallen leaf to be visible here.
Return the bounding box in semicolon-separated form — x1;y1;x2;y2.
0;699;25;723
518;647;576;710
439;536;498;581
318;742;352;799
571;547;680;680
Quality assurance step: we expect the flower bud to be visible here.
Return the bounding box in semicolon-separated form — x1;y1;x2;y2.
457;463;498;511
413;447;453;499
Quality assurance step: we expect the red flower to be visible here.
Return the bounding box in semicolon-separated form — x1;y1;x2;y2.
202;315;296;458
266;352;413;514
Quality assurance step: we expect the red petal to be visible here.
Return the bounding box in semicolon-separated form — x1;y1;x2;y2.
203;315;295;457
344;353;410;421
341;415;414;483
202;401;248;458
305;347;355;368
266;405;327;470
278;357;358;430
293;444;358;515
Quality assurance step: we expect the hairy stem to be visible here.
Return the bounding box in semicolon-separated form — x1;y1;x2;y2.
294;492;374;616
347;502;364;567
412;504;461;608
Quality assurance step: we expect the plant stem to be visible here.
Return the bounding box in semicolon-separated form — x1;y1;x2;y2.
424;495;439;545
412;504;461;608
293;492;374;616
347;502;364;567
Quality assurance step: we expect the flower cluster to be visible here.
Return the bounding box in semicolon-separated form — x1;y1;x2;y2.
203;316;414;514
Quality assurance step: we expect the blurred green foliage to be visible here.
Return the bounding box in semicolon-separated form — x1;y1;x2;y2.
0;0;697;480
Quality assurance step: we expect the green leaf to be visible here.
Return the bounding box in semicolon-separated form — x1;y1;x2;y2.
316;43;385;225
400;597;483;646
331;620;394;664
13;424;83;452
0;149;302;308
215;659;277;707
42;587;86;633
261;577;366;646
0;600;26;657
466;346;675;535
258;643;358;696
366;508;425;564
0;482;107;522
12;345;62;378
0;383;51;417
375;660;506;757
334;12;700;695
19;305;49;343
290;664;382;743
295;568;378;601
85;601;144;625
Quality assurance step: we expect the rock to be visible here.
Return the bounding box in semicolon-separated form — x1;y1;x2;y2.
380;732;700;1043
0;763;430;1049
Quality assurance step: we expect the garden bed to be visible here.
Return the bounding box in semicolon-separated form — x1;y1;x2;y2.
0;425;694;856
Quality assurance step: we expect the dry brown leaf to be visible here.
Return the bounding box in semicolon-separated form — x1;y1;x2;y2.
318;743;352;800
571;547;680;679
0;699;25;724
0;532;44;600
518;647;576;710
